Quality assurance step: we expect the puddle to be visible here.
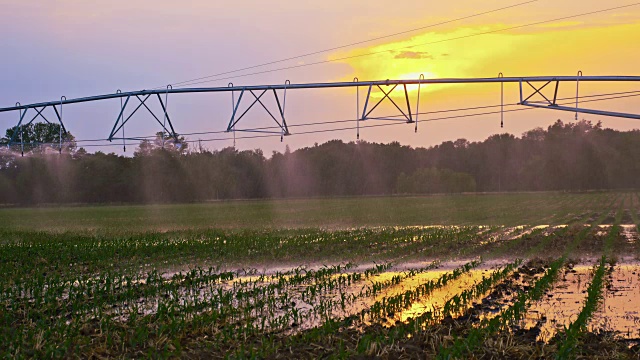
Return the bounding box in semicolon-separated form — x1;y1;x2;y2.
508;225;550;240
501;226;526;240
148;259;640;339
519;263;593;342
395;269;489;323
43;228;639;343
595;224;612;237
620;225;637;245
293;263;498;329
109;260;515;333
589;264;640;339
520;261;640;343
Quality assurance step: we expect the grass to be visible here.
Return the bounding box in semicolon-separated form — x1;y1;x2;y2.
0;191;619;233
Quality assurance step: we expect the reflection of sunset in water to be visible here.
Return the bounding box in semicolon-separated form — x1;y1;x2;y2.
520;263;640;342
397;269;488;323
590;265;640;339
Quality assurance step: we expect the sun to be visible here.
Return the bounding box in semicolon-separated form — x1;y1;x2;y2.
396;71;438;93
364;71;439;99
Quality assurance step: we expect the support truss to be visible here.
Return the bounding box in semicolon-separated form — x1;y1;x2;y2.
108;90;179;142
361;82;414;123
518;76;640;120
7;98;70;155
227;82;290;140
1;75;638;151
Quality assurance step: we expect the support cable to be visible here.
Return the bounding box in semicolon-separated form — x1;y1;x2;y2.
17;102;24;156
281;80;290;142
64;90;640;148
416;74;424;133
155;0;540;89
229;83;236;148
499;72;504;128
38;89;640;147
214;89;640;133
59;96;65;154
576;70;582;120
354;77;360;140
117;90;126;152
172;3;640;87
162;85;171;148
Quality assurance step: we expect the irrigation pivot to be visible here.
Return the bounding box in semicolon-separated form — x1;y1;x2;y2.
2;75;639;149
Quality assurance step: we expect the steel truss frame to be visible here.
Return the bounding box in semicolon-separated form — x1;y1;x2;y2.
8;97;69;155
108;87;179;142
517;73;640;120
227;80;290;141
356;74;426;137
2;74;639;150
362;82;414;122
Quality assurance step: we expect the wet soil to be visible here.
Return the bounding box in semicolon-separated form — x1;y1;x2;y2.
590;264;640;340
620;209;635;225
393;267;495;324
98;223;640;358
519;261;594;342
184;255;640;359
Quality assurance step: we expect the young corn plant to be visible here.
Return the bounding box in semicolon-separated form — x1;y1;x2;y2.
554;258;608;358
438;256;565;359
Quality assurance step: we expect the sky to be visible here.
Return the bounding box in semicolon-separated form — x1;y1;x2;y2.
0;0;639;155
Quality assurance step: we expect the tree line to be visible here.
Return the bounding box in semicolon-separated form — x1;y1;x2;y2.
0;119;638;204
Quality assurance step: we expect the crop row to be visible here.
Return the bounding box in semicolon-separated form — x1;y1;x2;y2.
340;259;525;358
0;226;484;282
439;256;566;358
554;256;608;359
364;259;481;321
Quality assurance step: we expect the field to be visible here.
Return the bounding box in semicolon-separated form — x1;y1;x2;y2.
1;192;640;359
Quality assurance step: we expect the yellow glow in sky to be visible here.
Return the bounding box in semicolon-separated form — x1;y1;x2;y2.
323;16;640;140
2;1;640;153
333;21;640;96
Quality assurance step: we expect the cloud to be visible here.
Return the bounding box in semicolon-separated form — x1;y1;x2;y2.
393;51;434;60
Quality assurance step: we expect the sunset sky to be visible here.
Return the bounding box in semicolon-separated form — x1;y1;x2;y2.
1;1;639;154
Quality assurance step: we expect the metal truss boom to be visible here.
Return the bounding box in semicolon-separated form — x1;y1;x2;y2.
2;75;639;150
517;76;640;120
2;76;639;113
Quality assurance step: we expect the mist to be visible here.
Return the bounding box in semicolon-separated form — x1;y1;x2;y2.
0;119;638;206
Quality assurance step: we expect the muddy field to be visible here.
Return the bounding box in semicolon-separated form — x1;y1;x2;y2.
1;192;640;358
